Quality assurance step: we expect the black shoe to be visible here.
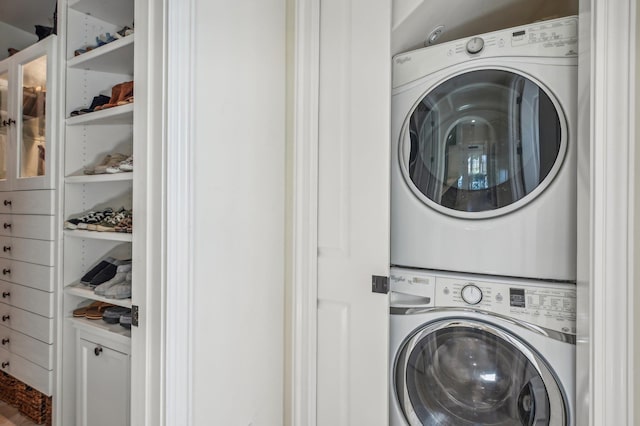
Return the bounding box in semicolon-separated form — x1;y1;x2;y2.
80;257;116;285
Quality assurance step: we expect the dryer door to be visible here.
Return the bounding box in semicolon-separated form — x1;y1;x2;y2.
394;319;567;425
399;69;566;219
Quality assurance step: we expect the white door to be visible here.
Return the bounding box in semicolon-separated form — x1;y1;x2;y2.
315;0;392;424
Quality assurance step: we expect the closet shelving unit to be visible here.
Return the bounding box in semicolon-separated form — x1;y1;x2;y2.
60;0;137;423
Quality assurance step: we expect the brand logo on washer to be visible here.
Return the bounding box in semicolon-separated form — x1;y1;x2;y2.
396;56;411;64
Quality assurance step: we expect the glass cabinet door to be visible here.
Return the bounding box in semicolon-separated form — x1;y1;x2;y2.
0;70;8;185
19;54;47;180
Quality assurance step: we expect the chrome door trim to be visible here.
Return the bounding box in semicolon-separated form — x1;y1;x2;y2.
390;306;576;344
394;318;568;426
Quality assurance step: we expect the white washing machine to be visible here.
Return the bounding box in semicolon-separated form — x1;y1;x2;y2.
391;16;578;281
389;267;576;426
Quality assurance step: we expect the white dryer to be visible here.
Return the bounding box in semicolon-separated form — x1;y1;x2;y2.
389;267;576;426
391;17;578;281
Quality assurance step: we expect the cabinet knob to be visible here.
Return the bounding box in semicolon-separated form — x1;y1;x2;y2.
2;269;10;275
3;223;10;230
2;315;9;322
2;292;9;298
94;346;103;356
2;247;9;253
2;338;9;345
1;119;14;127
3;200;11;207
7;119;14;126
1;362;9;368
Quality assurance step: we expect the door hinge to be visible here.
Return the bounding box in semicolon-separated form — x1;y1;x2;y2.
372;275;389;294
132;305;139;327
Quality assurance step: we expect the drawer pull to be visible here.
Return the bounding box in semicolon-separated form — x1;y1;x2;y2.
1;338;9;345
94;346;103;356
2;315;9;322
2;246;9;253
2;269;9;275
2;224;10;230
2;292;9;298
3;200;10;207
1;362;8;368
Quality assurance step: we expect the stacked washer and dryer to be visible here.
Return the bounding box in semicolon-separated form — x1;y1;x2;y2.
389;16;578;426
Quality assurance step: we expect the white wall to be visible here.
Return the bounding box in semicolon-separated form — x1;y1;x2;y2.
190;1;286;425
635;0;640;417
0;22;37;61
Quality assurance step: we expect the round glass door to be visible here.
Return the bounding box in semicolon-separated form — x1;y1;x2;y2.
394;320;566;425
399;69;566;218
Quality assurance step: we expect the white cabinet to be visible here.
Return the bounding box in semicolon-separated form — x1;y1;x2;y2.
76;329;130;426
0;36;59;398
0;36;58;191
60;0;138;424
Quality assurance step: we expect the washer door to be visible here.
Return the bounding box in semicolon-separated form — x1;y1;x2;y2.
394;319;567;425
399;69;567;219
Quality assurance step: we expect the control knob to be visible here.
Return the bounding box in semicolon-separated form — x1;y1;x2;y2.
466;37;485;54
461;284;483;305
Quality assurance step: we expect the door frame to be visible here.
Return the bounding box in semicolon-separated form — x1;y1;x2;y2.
576;0;637;424
290;0;320;424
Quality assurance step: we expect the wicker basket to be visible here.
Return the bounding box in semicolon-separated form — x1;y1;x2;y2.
0;371;18;406
16;382;50;425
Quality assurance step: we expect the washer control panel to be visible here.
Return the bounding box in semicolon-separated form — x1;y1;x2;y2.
437;276;576;335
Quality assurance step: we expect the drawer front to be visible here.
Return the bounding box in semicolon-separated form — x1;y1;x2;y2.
0;215;55;240
0;282;53;317
0;190;55;215
0;259;54;292
0;303;53;344
0;237;54;266
0;324;53;369
0;347;52;395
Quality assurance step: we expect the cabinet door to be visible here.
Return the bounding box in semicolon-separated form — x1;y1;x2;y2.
77;338;130;426
0;61;11;192
13;37;57;191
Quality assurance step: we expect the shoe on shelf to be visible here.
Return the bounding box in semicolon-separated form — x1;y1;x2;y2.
79;256;116;285
114;211;133;233
105;155;133;174
115;25;134;38
102;306;131;324
64;207;114;230
89;259;131;287
72;301;108;317
96;208;131;232
94;81;133;111
91;153;128;175
84;302;115;320
70;94;111;116
104;280;131;300
119;311;132;329
94;265;131;296
118;156;133;172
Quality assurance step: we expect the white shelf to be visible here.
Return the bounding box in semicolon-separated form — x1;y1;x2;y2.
68;35;135;74
67;316;131;345
66;103;133;126
64;230;133;242
65;283;132;309
65;172;133;184
69;0;134;27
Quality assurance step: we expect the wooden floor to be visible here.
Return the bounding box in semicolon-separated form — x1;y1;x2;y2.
0;401;36;425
